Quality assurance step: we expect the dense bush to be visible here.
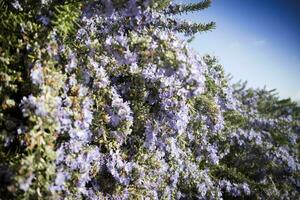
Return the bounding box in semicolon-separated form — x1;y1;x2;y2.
0;0;299;199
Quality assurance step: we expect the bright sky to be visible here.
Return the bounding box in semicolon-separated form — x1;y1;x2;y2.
175;0;300;102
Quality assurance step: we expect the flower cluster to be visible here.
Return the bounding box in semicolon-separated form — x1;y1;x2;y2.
0;0;299;199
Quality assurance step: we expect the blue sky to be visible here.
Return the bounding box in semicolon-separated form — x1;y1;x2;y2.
175;0;300;101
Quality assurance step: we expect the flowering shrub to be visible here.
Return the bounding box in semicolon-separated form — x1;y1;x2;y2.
0;0;299;199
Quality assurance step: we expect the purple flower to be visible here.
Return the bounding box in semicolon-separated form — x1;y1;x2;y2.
30;63;44;85
38;16;50;26
55;172;69;186
66;53;77;72
11;1;22;10
144;121;157;151
109;88;133;127
19;174;34;191
241;183;251;195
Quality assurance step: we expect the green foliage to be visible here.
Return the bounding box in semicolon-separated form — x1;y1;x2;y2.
0;1;81;198
171;0;212;14
52;2;82;40
223;110;247;129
